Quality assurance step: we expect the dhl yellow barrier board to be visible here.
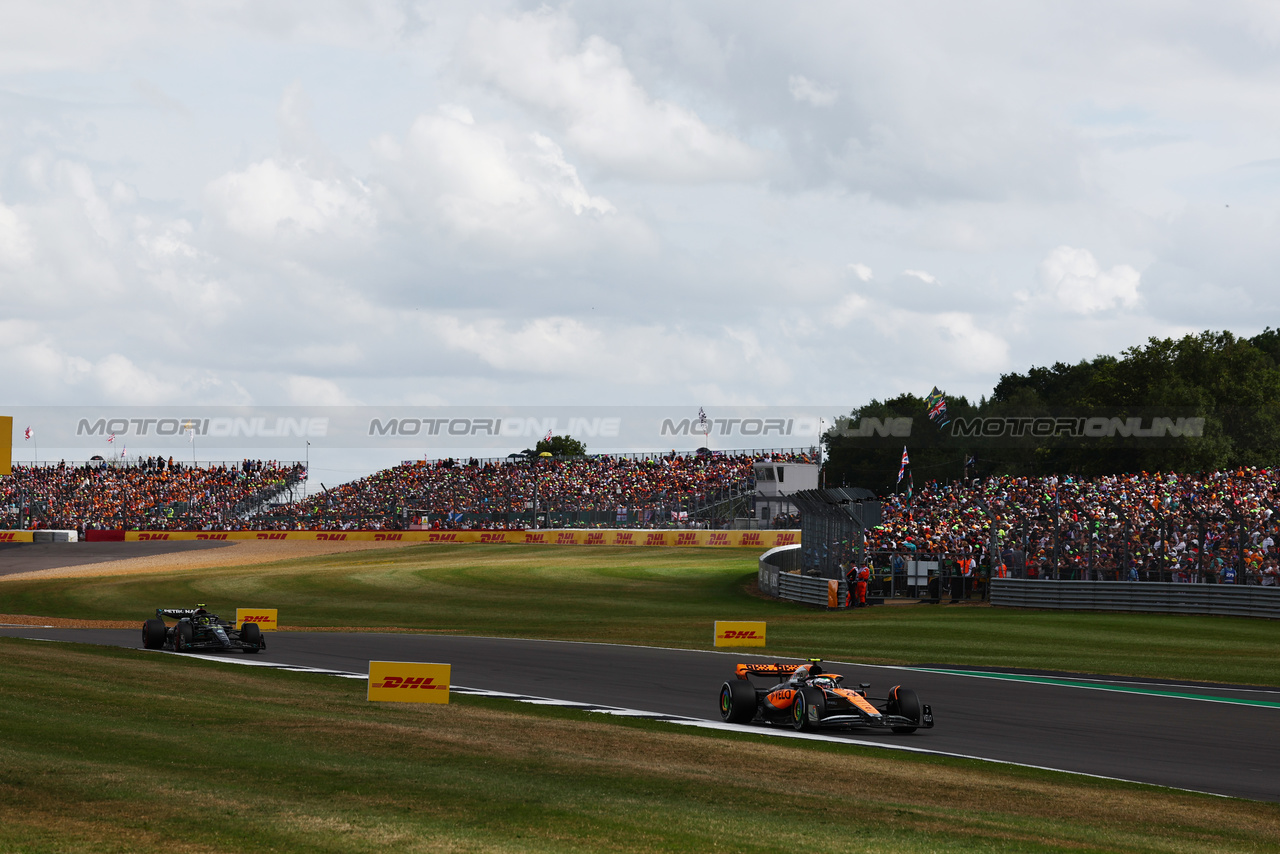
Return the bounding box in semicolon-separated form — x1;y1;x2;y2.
0;530;34;543
0;416;11;476
714;621;766;647
120;529;800;547
367;661;450;704
235;608;278;631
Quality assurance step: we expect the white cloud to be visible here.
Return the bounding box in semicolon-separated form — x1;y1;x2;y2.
848;263;873;282
1038;246;1141;314
457;8;763;182
904;269;938;285
788;74;837;107
204;159;375;243
0;200;34;266
374;107;616;249
284;375;358;405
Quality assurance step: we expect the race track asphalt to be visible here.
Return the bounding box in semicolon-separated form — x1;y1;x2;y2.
0;540;233;577
2;625;1277;802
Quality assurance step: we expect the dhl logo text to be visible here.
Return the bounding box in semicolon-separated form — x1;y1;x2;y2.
718;631;761;639
645;533;666;545
708;533;729;545
196;533;229;540
317;533;348;541
241;615;272;622
556;533;576;544
675;532;697;545
740;533;761;545
0;533;18;542
427;533;458;542
585;533;605;545
138;533;170;540
374;676;446;690
256;533;287;540
525;533;546;543
480;533;505;543
615;533;635;545
374;533;403;541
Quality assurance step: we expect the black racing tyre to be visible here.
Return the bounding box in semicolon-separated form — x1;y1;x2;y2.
240;622;263;655
791;687;824;732
141;618;167;650
173;621;193;652
719;680;757;724
888;686;920;733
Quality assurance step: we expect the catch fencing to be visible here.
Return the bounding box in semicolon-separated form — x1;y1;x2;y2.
990;578;1280;619
759;543;848;608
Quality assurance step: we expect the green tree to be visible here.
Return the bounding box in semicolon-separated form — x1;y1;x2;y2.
824;328;1280;491
534;435;587;457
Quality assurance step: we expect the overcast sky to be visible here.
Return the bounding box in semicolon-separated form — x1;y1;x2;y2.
3;2;1279;422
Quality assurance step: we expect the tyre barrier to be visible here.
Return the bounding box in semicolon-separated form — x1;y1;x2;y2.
990;578;1280;619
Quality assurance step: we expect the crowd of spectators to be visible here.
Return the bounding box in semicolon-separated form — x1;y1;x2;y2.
251;450;814;531
867;469;1280;585
0;458;305;533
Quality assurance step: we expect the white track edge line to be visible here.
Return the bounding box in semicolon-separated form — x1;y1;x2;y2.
151;650;1234;801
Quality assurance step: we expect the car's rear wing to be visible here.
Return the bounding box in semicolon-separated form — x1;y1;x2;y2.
735;663;802;680
157;608;200;619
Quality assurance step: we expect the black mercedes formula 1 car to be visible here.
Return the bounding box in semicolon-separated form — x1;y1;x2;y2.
141;606;266;654
719;660;933;733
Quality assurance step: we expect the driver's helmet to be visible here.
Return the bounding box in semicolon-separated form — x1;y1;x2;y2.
811;675;838;690
193;606;209;623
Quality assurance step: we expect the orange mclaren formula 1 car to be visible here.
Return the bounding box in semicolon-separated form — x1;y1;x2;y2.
718;661;934;733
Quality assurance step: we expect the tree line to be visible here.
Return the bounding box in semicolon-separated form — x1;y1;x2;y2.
824;329;1280;493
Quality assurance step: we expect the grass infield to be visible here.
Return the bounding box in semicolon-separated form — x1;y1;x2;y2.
2;544;1278;685
2;637;1278;854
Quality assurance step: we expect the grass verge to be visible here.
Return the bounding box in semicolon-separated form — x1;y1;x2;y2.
2;637;1277;853
1;545;1278;685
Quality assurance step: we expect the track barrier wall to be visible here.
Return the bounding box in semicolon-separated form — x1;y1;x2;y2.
83;529;800;547
1;530;77;543
991;578;1280;619
758;543;847;608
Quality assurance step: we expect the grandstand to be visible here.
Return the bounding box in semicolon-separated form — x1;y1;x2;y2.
0;458;305;532
250;449;816;531
867;469;1280;586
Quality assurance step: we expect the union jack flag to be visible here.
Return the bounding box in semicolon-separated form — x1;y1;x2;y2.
897;446;909;484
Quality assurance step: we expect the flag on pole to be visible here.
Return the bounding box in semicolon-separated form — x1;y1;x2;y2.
543;429;553;443
897;446;909;484
924;386;950;428
107;433;115;444
23;427;32;440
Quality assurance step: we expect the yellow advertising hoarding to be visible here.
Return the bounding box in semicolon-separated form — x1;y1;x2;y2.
119;529;800;547
0;416;11;476
367;661;450;704
0;531;35;543
714;621;767;647
234;608;278;631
